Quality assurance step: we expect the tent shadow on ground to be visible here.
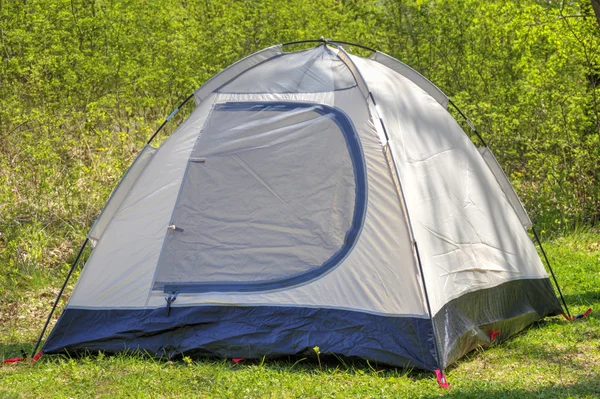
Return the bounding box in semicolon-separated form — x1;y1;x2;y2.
2;317;590;368
224;355;433;380
564;291;600;308
0;343;34;360
2;324;598;398
420;376;600;399
426;322;600;398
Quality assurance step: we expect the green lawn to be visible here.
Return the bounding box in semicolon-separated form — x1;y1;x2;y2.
1;230;598;398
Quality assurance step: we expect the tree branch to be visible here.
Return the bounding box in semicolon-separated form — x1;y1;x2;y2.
592;0;600;29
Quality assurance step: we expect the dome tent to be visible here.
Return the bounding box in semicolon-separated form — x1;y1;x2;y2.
37;39;564;382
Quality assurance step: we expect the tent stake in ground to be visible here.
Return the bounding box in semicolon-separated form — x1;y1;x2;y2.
35;39;570;385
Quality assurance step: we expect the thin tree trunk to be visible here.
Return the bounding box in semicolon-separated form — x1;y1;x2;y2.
592;0;600;28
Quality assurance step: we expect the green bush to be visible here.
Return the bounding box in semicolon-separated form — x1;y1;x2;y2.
1;0;599;295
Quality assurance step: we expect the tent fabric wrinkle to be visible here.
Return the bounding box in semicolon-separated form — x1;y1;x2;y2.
352;54;552;315
477;147;532;228
220;46;356;94
41;42;563;374
335;48;370;98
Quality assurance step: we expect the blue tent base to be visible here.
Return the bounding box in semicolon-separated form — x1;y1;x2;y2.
44;305;438;371
43;278;562;372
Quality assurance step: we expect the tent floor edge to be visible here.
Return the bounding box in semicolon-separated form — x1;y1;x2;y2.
42;305;438;371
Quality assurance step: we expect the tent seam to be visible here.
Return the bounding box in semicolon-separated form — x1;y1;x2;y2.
340;47;445;371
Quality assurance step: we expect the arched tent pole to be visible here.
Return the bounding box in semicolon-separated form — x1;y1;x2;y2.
332;45;447;381
147;93;195;145
281;38;377;54
31;238;89;359
332;40;573;375
447;99;488;148
531;227;572;320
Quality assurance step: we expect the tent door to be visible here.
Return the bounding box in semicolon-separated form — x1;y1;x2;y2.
152;102;367;293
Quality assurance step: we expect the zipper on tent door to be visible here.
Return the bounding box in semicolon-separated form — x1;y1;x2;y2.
165;292;178;317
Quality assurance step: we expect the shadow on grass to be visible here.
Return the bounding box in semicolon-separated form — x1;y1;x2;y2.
0;342;35;360
421;375;600;399
226;354;433;381
564;290;600;308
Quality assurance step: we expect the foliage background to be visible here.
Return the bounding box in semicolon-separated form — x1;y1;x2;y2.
1;0;599;295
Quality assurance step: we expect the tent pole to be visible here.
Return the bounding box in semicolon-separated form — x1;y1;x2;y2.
339;49;445;372
31;237;89;359
531;227;572;319
447;99;488;148
146;93;195;145
414;241;445;372
281;39;377;53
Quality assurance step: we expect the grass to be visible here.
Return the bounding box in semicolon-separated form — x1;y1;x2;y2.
0;230;598;398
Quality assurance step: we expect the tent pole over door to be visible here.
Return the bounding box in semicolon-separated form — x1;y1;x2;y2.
146;93;195;145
